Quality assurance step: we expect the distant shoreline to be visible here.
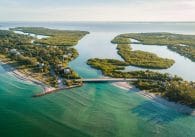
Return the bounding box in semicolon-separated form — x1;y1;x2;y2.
1;21;195;23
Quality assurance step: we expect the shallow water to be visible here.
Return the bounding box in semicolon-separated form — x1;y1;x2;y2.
0;22;195;137
14;30;48;39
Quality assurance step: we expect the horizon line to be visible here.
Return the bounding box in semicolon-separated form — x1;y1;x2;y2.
1;20;195;23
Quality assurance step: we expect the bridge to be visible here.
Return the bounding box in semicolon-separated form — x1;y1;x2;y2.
33;78;138;97
74;78;138;83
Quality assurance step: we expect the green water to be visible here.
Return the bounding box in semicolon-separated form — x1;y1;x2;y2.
1;71;194;137
0;22;195;137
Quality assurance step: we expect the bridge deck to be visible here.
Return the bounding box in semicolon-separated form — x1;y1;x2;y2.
75;78;138;83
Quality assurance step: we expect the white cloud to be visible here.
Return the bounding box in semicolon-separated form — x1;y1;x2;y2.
0;0;195;21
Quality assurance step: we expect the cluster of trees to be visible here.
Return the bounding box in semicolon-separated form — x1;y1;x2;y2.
0;37;78;72
87;58;128;75
65;80;83;87
87;59;173;80
0;28;87;87
135;80;195;107
116;44;175;69
111;36;131;44
0;30;32;46
168;46;195;61
10;54;38;66
11;27;89;47
163;81;195;106
115;32;195;61
87;58;195;107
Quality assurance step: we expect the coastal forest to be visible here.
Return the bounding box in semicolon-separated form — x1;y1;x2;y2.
0;27;89;87
112;32;195;61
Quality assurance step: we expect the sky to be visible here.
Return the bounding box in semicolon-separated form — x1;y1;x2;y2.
0;0;195;22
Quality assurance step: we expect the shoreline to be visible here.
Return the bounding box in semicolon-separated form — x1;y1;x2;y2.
112;81;134;90
0;60;83;96
1;60;195;115
0;61;56;93
112;81;195;116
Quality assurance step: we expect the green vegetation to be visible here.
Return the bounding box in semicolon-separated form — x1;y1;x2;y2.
87;58;128;76
116;44;175;69
0;28;88;87
135;80;195;106
111;36;131;44
111;34;175;69
65;80;83;87
87;58;195;107
11;27;89;46
87;33;195;107
168;45;195;61
0;30;32;45
87;59;173;80
114;32;195;61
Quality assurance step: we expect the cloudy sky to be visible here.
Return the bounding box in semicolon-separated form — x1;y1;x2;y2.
0;0;195;21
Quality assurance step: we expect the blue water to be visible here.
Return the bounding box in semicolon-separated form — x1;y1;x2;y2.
0;22;195;137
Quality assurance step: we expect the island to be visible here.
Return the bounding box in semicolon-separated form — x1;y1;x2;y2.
116;44;174;69
0;27;89;93
87;33;195;107
112;32;195;61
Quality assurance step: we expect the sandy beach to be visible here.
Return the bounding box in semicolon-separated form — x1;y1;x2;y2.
0;61;56;93
113;81;195;116
1;61;194;115
112;82;133;90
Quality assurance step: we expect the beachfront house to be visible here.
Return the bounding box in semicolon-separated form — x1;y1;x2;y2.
62;55;68;61
63;67;71;75
9;49;21;56
67;53;72;57
59;67;71;76
37;62;44;69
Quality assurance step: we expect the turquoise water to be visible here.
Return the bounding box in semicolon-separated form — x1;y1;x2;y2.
0;22;195;137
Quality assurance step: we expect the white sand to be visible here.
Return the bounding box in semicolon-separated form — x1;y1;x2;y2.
1;62;195;115
0;61;55;92
113;81;195;116
112;82;133;90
